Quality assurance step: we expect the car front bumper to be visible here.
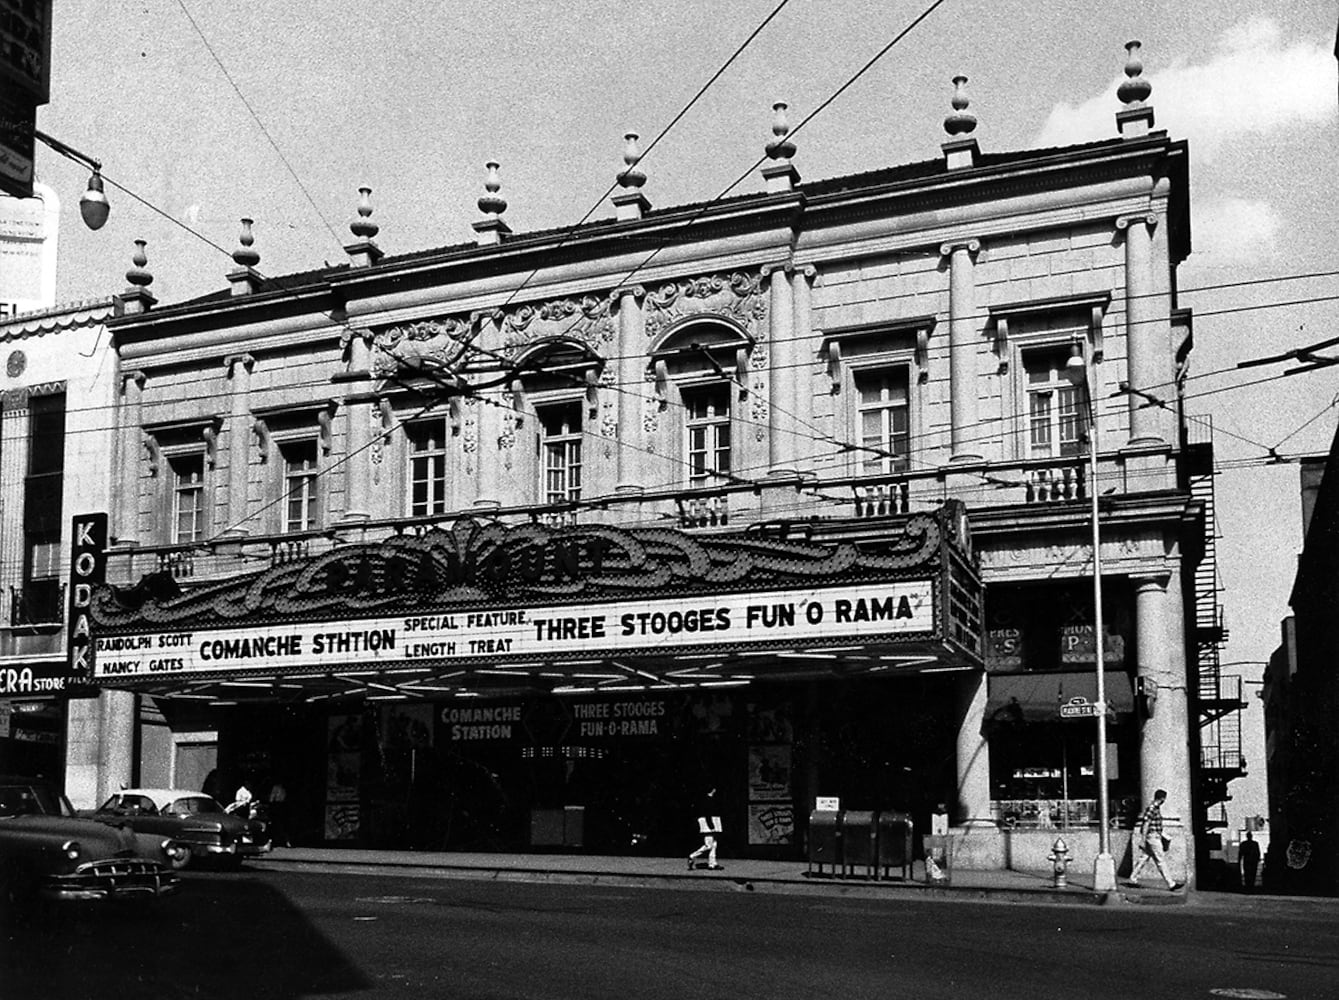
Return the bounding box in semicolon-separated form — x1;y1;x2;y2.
42;857;182;901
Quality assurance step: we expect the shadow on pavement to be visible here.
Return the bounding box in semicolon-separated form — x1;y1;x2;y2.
0;872;370;1000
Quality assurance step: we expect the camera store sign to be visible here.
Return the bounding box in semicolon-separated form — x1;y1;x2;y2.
91;581;933;680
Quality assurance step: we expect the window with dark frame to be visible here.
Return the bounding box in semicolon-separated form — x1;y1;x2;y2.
854;366;911;474
1024;346;1084;458
20;392;66;625
683;383;732;488
280;440;319;533
538;401;583;505
406;419;448;517
170;453;207;543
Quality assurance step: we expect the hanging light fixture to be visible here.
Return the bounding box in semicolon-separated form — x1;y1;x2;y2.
33;129;110;231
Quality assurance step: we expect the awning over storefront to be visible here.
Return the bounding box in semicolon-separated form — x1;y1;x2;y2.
986;670;1134;723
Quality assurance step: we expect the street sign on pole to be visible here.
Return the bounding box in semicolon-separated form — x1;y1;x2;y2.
1059;696;1101;719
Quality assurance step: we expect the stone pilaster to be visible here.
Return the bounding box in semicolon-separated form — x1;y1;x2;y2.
615;286;647;495
765;264;796;478
473;313;502;510
221;354;254;536
1118;213;1170;448
114;370;146;546
791;266;816;476
941;239;982;463
955;669;993;825
0;390;30;616
1134;572;1194;882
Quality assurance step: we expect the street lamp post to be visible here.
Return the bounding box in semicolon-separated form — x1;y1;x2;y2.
1067;344;1116;891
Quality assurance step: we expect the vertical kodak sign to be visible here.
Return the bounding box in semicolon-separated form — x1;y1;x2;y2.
67;513;107;685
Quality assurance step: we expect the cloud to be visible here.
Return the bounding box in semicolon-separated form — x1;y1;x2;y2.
1190;196;1282;264
1032;17;1336;163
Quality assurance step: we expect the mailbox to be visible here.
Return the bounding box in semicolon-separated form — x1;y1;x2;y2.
807;809;842;876
842;810;878;879
876;811;913;880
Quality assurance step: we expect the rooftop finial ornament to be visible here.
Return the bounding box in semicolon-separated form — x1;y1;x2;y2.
612;133;651;221
761;101;800;193
118;237;157;314
1115;40;1155;138
478;161;507;217
473;161;512;245
350;186;380;240
943;75;977;136
125;239;153;289
765;102;797;161
232;218;260;268
1117;40;1152;105
617;133;646;189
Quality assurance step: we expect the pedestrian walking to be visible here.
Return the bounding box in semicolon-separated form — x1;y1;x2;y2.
687;787;723;871
1239;831;1261;891
1126;788;1183;891
267;779;290;847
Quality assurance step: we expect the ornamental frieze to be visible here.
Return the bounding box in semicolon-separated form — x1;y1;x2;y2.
501;295;615;350
369;318;474;378
89;505;970;629
644;271;768;340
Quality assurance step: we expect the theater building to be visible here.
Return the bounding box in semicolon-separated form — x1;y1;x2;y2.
74;51;1237;880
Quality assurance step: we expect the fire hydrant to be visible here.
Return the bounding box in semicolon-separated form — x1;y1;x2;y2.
1049;837;1071;888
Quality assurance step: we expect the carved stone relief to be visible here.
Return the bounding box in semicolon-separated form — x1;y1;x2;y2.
644;271;768;340
502;295;615;351
370;317;474;378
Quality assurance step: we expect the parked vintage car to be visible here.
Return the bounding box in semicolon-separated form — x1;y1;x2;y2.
92;789;271;869
0;775;184;908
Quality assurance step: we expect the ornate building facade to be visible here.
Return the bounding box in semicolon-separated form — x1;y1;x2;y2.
71;49;1236;881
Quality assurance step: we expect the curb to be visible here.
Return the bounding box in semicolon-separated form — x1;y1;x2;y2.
249;856;1116;907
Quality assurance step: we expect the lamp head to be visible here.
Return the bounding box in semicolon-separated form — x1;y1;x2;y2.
79;170;110;230
1064;341;1087;387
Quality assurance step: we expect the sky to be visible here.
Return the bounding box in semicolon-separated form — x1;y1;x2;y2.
28;0;1339;816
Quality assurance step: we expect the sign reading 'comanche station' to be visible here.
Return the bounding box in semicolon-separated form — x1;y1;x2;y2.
88;505;982;684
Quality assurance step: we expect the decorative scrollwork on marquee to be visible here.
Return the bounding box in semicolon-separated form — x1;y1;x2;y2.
644;270;768;340
90;504;969;629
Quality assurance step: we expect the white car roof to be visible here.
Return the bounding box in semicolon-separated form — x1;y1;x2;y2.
114;788;219;808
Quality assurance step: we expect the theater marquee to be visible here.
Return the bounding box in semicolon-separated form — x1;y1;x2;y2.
88;501;982;691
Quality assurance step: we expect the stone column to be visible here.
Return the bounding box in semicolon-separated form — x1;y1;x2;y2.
473;313;502;510
940;239;982;463
954;669;992;825
0;390;30;613
115;371;146;546
615;286;646;495
221;354;254;536
766;264;796;477
96;689;137;804
341;332;374;523
791;266;816;477
1134;572;1194;880
1117;214;1169;448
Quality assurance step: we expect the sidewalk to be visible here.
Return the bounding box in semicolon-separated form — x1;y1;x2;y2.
249;846;1191;907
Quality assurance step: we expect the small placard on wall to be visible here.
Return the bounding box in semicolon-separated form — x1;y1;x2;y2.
815;796;840;812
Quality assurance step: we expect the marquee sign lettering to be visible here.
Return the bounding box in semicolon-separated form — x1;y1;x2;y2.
92;581;935;681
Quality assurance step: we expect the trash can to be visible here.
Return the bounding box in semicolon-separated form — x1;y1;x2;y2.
841;810;877;879
923;833;952;884
807;809;842;876
876;811;913;880
563;805;585;848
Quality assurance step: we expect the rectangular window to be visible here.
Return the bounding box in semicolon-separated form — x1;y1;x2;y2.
19;393;66;624
854;367;911;474
170;454;207;543
539;401;583;504
406;420;448;517
683;383;732;488
1025;348;1083;458
280;441;319;533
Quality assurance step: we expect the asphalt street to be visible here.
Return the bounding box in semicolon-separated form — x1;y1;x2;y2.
2;867;1336;1000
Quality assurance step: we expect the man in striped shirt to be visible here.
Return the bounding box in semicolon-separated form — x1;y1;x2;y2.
1127;788;1183;891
